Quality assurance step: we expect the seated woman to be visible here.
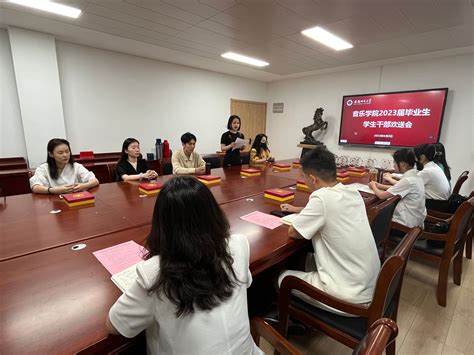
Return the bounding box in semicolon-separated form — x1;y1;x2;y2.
250;133;274;165
369;148;426;229
414;143;451;201
30;138;99;194
116;138;158;181
432;142;451;183
106;176;262;354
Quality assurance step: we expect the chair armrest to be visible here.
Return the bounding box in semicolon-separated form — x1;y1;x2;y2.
390;221;411;233
353;318;398;355
250;318;301;355
427;209;452;219
425;215;451;224
280;276;369;317
420;231;448;241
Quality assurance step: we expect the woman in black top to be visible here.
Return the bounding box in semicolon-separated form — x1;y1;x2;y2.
220;115;246;167
116;138;158;182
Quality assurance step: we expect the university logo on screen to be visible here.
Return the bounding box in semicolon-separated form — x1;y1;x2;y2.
346;98;372;106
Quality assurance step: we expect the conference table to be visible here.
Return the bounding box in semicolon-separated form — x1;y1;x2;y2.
0;162;377;354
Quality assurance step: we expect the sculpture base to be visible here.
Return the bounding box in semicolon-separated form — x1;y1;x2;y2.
297;143;326;159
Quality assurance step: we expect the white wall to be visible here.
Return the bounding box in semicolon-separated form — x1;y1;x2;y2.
8;27;66;167
266;53;474;195
56;41;267;156
0;28;26;158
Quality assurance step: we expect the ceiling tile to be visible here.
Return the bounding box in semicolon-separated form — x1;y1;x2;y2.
161;0;221;18
77;13;171;43
88;0;191;30
198;0;238;12
175;25;250;51
125;0;206;24
197;19;276;45
84;3;181;36
399;27;461;54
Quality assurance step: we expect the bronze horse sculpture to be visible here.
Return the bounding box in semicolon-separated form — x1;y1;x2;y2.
302;108;328;144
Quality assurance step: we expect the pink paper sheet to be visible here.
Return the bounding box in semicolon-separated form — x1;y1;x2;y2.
93;241;147;275
240;211;282;230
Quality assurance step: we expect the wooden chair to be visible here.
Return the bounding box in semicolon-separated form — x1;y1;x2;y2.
390;201;473;307
428;193;474;259
202;154;222;169
353;318;398;355
250;318;301;355
107;163;118;182
452;170;469;195
84;164;111;183
367;195;401;261
278;227;422;355
161;158;173;175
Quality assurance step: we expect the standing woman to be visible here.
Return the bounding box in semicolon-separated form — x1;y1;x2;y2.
250;133;274;164
116;138;158;182
432;142;451;182
106;176;262;354
220;115;246;167
30;138;99;194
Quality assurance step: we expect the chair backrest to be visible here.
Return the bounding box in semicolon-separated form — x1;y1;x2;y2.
368;195;401;247
241;151;250;165
452;170;469;195
353;318;398;355
147;160;162;176
368;227;422;324
443;201;472;255
202;154;221;169
85;164;111;183
162;158;172;175
107;163;118;182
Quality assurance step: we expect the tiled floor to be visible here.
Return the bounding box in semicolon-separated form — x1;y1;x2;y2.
260;248;473;354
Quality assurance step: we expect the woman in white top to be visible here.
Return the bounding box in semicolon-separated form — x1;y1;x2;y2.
369;148;426;228
30;138;99;194
106;176;262;355
414;143;451;200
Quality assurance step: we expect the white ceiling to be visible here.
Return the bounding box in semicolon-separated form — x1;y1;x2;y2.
0;0;472;82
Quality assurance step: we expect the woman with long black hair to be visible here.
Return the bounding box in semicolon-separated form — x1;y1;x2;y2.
106;176;262;354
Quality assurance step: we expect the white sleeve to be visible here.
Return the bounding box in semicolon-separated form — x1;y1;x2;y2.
29;165;51;188
387;178;411;199
243;235;252;288
291;195;326;240
417;169;429;184
108;264;155;338
75;163;96;183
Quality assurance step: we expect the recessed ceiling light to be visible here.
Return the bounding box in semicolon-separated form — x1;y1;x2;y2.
9;0;82;19
221;52;269;67
301;26;353;51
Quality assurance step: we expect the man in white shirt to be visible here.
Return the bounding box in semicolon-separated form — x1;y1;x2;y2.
369;148;426;228
171;132;206;175
278;148;380;315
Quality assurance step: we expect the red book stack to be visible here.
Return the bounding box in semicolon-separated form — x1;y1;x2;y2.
197;175;221;185
347;167;367;177
292;161;301;168
264;188;295;202
296;180;310;192
272;163;291;172
62;191;95;207
240;168;261;177
139;182;163;195
337;172;350;183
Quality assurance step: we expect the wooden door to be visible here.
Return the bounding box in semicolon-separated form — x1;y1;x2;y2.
230;99;267;151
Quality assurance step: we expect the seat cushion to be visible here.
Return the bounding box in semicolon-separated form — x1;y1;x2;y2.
290;297;368;340
389;234;444;256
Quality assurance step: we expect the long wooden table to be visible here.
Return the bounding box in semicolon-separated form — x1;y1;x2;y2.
0;162;377;354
